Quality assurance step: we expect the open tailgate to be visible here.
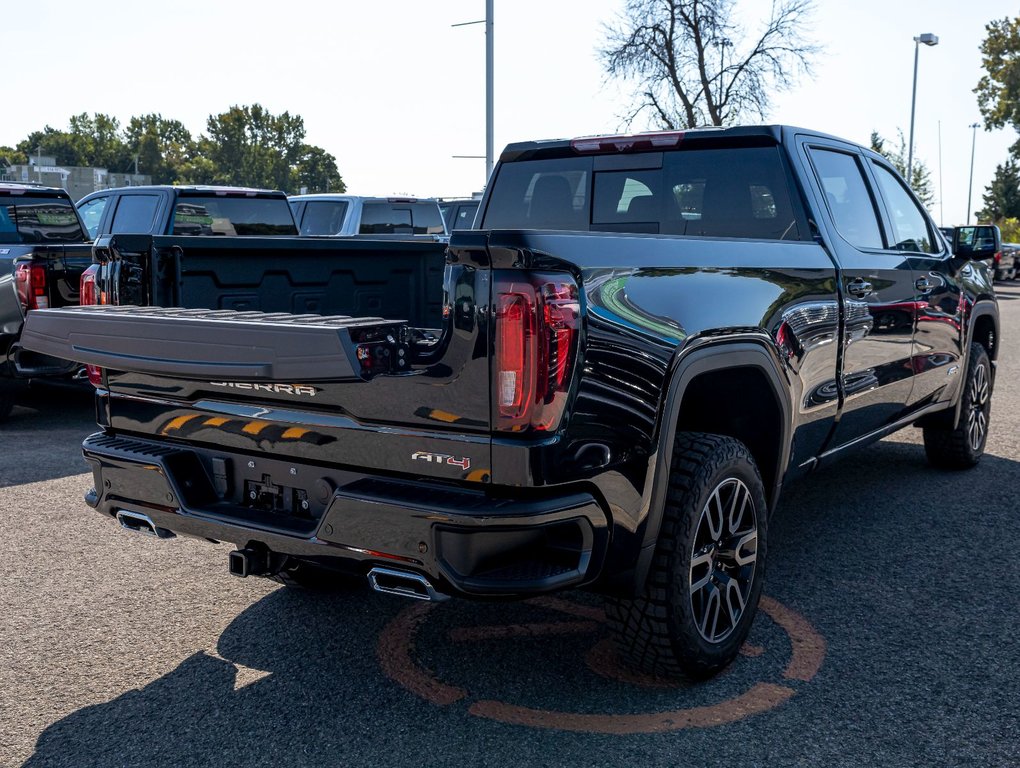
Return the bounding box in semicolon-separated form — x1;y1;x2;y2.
20;305;398;380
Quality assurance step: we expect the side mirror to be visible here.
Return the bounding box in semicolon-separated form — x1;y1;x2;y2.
953;224;1001;260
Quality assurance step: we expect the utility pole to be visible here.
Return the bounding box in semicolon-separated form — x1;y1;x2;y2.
453;1;495;187
485;0;494;181
966;123;979;224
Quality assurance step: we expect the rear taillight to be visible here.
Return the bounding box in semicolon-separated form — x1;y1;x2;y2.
80;264;104;387
994;251;1002;264
14;262;48;311
494;273;580;432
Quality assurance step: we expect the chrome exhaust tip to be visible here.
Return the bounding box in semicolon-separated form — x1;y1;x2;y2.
367;567;449;602
115;510;176;539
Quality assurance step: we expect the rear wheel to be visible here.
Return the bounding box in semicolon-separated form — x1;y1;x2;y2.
923;343;992;469
606;433;767;679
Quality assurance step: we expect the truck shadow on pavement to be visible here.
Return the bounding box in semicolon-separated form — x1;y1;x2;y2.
23;440;1020;767
0;380;95;486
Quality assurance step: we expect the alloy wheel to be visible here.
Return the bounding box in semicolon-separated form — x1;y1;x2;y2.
689;477;758;644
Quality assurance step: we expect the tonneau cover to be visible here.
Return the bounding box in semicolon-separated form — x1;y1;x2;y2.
20;305;400;380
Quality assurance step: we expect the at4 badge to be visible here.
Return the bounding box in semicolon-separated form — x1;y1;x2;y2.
411;451;471;471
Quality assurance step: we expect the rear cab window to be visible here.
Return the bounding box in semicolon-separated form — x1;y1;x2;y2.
172;195;297;236
0;194;87;243
358;201;446;235
482;146;803;240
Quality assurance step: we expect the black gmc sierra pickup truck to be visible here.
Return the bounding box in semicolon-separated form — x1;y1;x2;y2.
22;125;998;678
1;183;93;420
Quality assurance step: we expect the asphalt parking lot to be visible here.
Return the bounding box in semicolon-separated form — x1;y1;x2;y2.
2;286;1020;767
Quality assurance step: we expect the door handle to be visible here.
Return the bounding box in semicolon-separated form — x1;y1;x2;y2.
914;274;943;294
847;278;873;298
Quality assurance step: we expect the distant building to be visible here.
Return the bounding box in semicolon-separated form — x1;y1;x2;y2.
0;156;151;201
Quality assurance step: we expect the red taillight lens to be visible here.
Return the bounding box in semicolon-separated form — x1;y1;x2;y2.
79;264;104;387
994;251;1002;264
494;273;580;432
14;262;48;311
496;292;536;420
80;264;99;306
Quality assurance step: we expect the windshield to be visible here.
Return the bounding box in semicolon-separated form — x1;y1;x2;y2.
0;195;87;243
172;195;297;236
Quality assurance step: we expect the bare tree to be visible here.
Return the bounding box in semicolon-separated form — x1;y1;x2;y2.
600;0;817;129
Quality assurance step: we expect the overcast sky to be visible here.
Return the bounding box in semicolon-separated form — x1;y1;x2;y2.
4;0;1015;224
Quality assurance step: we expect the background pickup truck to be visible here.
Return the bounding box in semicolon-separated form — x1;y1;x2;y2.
23;125;999;679
0;183;92;420
75;185;298;239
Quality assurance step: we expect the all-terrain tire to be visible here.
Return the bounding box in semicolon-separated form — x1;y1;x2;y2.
923;342;992;469
606;432;767;679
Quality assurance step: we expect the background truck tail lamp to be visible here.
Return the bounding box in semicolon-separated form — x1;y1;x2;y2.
494;273;580;432
14;263;48;311
79;264;104;387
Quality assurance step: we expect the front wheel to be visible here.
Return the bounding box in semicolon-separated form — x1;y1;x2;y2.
923;342;992;469
606;433;767;679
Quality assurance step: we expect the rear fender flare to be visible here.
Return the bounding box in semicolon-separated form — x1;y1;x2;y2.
951;300;999;427
632;338;792;591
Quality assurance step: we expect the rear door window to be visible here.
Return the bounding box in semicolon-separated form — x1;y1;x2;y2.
110;194;161;234
300;200;349;235
807;148;884;250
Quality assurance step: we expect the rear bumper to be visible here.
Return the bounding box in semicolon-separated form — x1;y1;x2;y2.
82;431;610;597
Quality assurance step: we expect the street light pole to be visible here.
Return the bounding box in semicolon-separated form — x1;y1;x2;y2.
967;122;980;224
452;1;495;188
485;0;494;182
907;33;939;187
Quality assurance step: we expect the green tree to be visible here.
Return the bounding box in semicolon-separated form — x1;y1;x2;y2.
869;130;935;209
124;114;194;184
976;159;1020;222
203;104;306;190
975;16;1020;150
996;216;1020;240
0;146;26;167
17;125;86;167
15;114;131;170
295;145;345;193
600;0;817;129
68;113;131;170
